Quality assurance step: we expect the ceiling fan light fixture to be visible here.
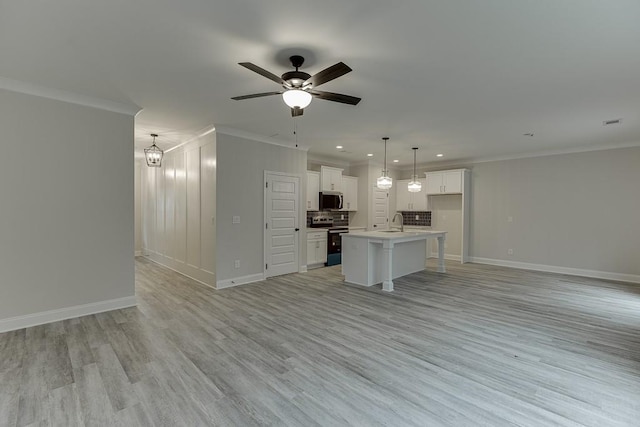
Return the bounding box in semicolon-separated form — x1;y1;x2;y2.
144;133;163;168
282;89;312;109
377;137;393;190
408;147;421;192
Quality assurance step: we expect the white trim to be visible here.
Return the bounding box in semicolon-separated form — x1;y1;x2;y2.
428;252;461;262
300;265;308;273
307;153;352;168
165;126;216;154
216;273;265;289
469;257;640;284
0;296;137;333
0;76;141;116
144;253;216;289
135;250;143;257
216;126;309;152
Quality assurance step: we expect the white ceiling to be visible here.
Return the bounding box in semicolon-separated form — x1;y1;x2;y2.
2;0;640;166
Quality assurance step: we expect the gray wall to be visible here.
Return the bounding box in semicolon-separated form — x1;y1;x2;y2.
216;132;307;282
468;147;640;276
0;90;135;320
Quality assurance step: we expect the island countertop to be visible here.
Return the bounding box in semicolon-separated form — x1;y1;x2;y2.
346;229;446;240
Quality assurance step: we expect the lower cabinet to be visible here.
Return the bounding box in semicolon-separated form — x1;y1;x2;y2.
307;231;327;267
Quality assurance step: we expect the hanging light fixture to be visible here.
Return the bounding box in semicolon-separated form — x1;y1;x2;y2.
282;89;312;109
376;137;393;189
144;133;163;167
408;147;422;192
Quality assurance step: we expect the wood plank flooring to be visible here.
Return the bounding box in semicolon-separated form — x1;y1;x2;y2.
1;258;640;426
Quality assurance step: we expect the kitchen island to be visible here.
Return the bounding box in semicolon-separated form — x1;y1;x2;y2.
342;230;447;292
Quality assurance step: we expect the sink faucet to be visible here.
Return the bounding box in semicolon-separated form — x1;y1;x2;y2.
391;212;404;232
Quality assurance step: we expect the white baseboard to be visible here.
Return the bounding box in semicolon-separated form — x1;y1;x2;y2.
299;265;308;273
307;262;327;270
135;250;143;257
144;252;216;288
0;296;137;334
216;273;265;289
428;252;461;262
469;257;640;284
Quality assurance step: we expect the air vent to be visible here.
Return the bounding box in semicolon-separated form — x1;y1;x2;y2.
603;119;622;126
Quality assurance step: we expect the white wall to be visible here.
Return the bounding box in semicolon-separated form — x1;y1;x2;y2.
142;134;216;286
468;147;640;279
0;90;136;329
134;160;143;255
216;131;307;284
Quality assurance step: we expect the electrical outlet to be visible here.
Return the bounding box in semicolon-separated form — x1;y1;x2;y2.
234;260;240;268
232;216;240;224
341;214;345;220
507;249;514;255
415;215;419;220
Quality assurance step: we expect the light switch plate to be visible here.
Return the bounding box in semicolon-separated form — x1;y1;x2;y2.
232;216;240;224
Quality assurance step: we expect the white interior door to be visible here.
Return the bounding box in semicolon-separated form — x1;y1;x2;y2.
265;173;300;278
371;187;389;230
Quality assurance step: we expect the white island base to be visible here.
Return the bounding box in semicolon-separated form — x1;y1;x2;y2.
342;230;447;292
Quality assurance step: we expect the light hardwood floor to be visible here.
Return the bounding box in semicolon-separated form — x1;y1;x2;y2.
1;258;639;426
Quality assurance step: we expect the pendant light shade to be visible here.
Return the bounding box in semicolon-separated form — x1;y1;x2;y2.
282;89;312;109
144;133;163;167
377;137;393;189
408;147;422;193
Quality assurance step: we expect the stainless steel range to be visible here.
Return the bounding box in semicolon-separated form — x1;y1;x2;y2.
309;216;349;266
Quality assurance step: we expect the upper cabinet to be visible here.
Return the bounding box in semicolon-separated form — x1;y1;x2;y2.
396;178;428;211
306;171;320;211
341;176;358;211
425;170;464;195
320;166;343;192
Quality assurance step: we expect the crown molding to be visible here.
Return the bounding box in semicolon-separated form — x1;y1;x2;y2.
417;140;640;170
215;126;309;152
0;76;141;116
307;153;352;168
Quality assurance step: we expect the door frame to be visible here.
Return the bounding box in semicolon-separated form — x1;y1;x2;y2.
263;170;304;279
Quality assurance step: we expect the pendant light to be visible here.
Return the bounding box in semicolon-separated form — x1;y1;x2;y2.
144;133;163;167
408;147;422;192
376;137;393;189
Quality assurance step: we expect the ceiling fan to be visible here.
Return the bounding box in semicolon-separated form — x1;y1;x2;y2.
231;55;361;117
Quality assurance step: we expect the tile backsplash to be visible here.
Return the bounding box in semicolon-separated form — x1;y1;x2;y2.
399;211;431;227
307;211;349;227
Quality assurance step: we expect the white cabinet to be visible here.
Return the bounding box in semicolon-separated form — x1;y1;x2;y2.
306;171;320;211
341;175;358;211
307;230;327;267
425;170;463;195
396;178;427;211
320;166;343;192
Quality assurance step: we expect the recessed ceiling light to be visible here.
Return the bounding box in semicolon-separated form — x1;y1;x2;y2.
336;145;343;149
436;154;444;157
393;159;399;163
367;153;373;157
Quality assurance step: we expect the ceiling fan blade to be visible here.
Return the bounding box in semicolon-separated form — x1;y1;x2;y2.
238;62;286;85
231;91;282;101
291;107;304;117
309;90;361;105
304;62;352;88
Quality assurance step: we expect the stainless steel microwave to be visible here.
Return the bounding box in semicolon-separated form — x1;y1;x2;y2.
319;192;343;210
